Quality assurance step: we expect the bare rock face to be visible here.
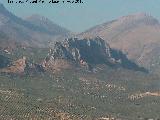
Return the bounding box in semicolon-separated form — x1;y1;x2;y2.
44;37;146;72
0;37;146;74
50;37;111;64
0;56;26;74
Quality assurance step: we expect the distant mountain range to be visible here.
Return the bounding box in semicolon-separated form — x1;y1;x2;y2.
1;3;160;73
26;14;70;36
1;3;160;120
0;37;146;74
79;13;160;73
0;3;71;48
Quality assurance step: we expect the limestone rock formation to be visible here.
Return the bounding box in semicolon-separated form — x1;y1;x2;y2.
44;37;146;72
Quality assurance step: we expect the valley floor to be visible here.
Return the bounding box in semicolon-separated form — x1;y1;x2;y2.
0;67;160;120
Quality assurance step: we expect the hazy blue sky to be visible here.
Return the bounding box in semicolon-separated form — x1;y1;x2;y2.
1;0;160;32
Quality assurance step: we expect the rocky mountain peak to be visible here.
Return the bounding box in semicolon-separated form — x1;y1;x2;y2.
26;14;70;35
27;14;52;23
117;13;159;26
120;13;150;20
48;37;111;64
44;37;146;72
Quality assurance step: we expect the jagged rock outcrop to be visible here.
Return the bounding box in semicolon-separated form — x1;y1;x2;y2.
50;37;112;64
0;37;146;74
44;37;146;72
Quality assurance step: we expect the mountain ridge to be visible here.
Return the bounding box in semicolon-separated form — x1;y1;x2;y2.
42;37;147;73
26;14;71;36
0;3;71;48
0;4;159;73
1;5;160;119
78;13;160;74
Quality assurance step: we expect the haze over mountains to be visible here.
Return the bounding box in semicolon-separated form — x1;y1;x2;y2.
0;3;70;48
1;2;160;73
1;3;160;120
79;13;160;73
26;14;70;37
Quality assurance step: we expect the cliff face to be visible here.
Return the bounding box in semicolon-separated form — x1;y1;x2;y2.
50;37;111;64
44;37;146;72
